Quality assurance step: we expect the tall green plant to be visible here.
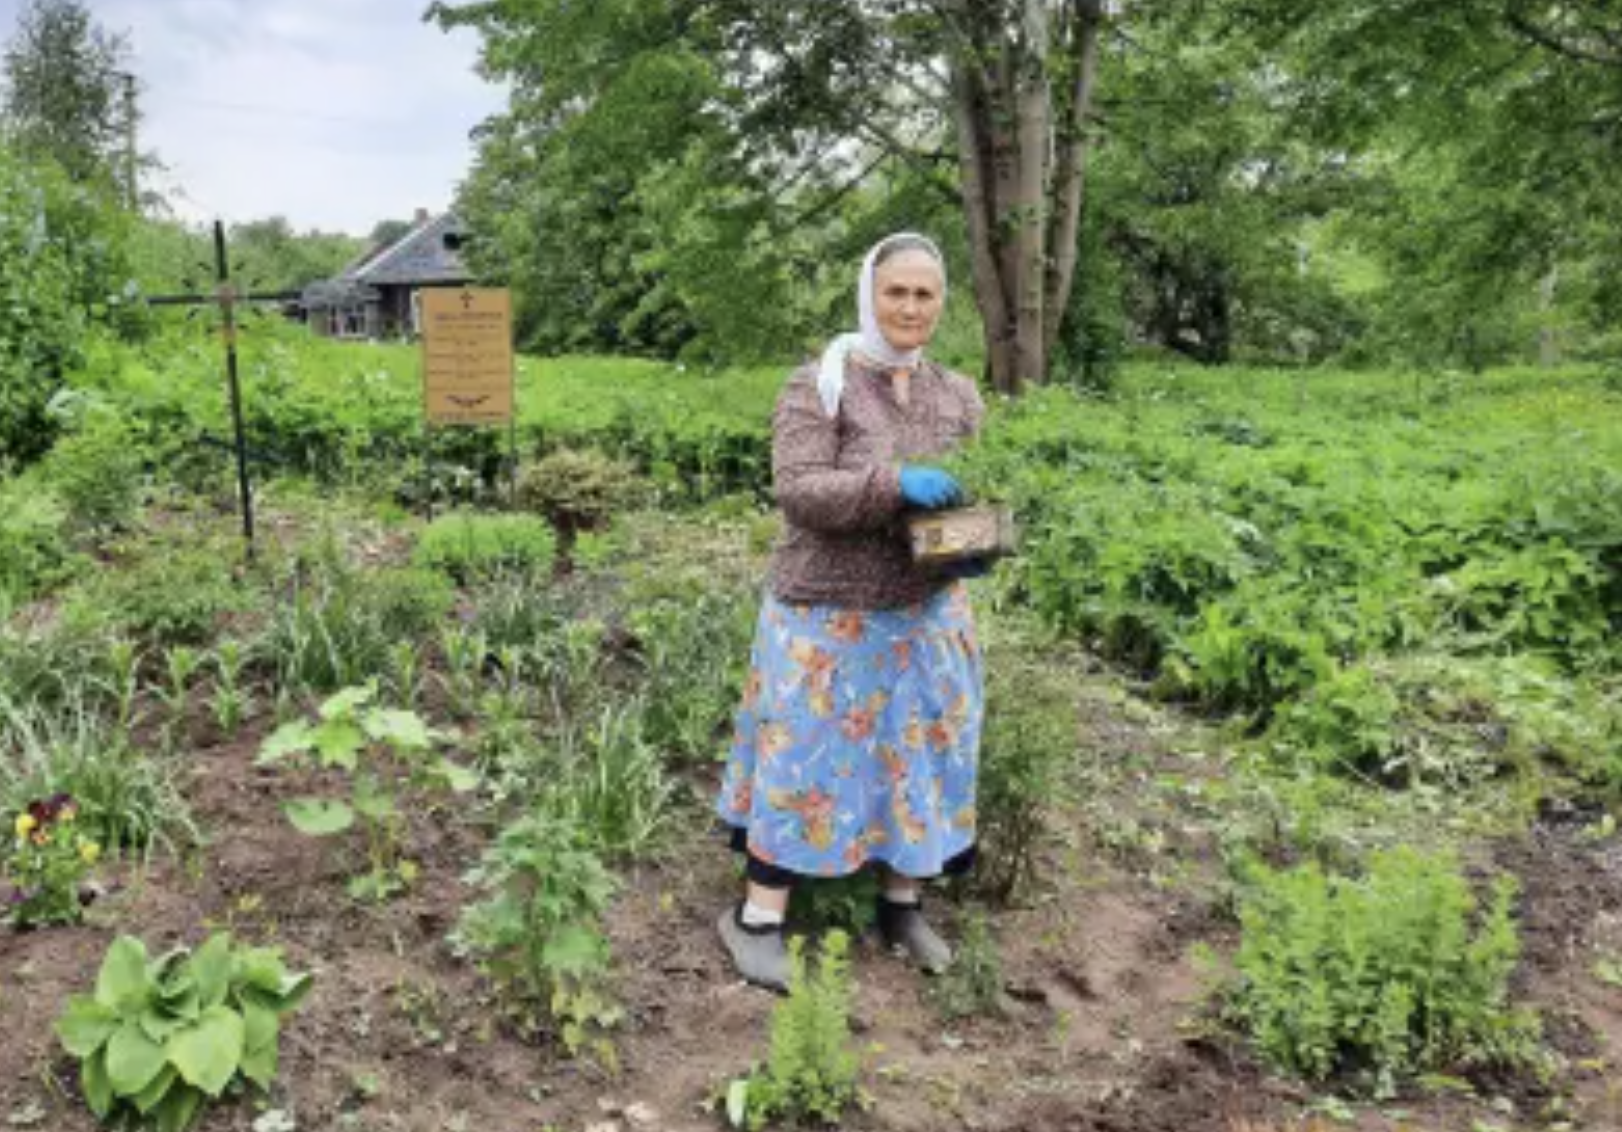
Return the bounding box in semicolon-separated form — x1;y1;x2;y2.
451;812;621;1065
256;684;477;902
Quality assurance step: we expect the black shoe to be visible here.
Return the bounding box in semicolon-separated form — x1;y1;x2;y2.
878;897;952;973
718;903;791;991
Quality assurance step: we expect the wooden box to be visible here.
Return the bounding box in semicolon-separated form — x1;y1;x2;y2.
907;505;1018;567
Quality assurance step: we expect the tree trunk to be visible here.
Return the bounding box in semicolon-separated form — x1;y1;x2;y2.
946;0;1109;396
1043;0;1106;364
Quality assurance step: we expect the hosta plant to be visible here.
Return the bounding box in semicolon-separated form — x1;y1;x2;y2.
4;793;100;927
256;683;477;902
54;933;311;1132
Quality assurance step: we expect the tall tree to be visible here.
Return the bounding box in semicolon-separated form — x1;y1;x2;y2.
432;0;1112;392
941;0;1108;392
1;0;136;199
1229;0;1622;360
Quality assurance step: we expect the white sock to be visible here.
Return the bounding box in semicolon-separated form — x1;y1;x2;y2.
881;888;920;907
741;900;785;927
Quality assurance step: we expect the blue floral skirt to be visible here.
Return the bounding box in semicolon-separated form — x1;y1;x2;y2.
716;584;984;879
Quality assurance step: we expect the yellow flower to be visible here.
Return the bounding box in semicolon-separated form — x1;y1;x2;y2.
79;840;101;865
14;813;35;838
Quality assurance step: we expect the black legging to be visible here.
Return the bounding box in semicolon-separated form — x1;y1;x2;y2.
728;825;977;890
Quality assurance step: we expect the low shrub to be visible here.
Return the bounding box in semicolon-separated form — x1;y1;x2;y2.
39;408;146;533
256;683;477;902
264;549;453;695
726;931;861;1130
1222;846;1542;1095
627;587;753;765
450;811;620;1064
0;476;75;611
534;700;672;860
977;651;1077;903
517;448;642;574
65;539;251;647
412;511;557;581
928;910;1005;1020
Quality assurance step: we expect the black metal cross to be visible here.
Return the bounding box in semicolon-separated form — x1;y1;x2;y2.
143;220;303;561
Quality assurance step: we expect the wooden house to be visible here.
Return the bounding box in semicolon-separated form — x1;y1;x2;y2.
303;210;471;340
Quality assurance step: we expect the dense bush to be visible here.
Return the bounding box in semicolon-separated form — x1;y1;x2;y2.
964;370;1622;786
263;538;454;695
0;144;135;465
38;406;146;531
65;538;249;647
412;511;557;581
0;474;74;611
72;328;779;501
1222;847;1540;1093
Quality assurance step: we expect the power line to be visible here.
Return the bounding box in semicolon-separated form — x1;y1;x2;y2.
160;96;409;128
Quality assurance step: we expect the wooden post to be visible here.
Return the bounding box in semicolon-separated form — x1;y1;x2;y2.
214;220;256;561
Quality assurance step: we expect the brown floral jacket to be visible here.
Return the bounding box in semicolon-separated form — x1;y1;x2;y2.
767;354;986;610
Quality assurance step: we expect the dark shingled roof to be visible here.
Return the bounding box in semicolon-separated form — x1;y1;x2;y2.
301;211;471;309
350;212;470;286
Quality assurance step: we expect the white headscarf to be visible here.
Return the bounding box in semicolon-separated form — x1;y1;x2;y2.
816;232;947;418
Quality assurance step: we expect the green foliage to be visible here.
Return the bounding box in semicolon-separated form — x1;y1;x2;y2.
532;701;673;860
0;473;74;609
65;536;248;647
2;0;135;189
1270;654;1622;793
963;371;1622;797
256;683;477;901
626;585;754;765
412;511;557;581
1225;847;1541;1094
976;651;1077;903
517;448;642;572
74;329;781;500
928;910;1005;1022
728;931;861;1130
38;400;145;531
226;216;364;294
0;141;133;464
54;933;311;1132
263;538;453;695
0;694;195;854
3;792;99;927
450;811;621;1064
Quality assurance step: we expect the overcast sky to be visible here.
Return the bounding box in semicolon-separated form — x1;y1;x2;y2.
2;0;507;236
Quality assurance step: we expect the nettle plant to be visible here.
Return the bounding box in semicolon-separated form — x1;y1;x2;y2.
450;812;622;1068
55;933;311;1132
256;684;477;902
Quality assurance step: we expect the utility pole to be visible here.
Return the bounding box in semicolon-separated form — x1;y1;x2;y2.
119;71;138;213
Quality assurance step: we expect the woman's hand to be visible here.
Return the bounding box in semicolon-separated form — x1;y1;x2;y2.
898;465;964;510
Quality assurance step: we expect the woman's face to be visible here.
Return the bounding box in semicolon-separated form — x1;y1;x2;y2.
872;249;944;352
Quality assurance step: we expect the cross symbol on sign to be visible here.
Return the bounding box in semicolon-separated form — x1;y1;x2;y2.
461;290;475;311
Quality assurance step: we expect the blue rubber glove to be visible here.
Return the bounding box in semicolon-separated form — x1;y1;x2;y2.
898;465;964;510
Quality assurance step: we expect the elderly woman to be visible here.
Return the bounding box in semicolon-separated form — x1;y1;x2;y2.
716;233;986;990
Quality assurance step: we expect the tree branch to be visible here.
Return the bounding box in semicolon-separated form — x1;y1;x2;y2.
1504;5;1622;67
